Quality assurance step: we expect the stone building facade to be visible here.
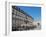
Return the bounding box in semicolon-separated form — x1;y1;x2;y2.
12;6;34;31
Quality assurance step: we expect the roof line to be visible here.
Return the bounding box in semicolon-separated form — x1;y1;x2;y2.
12;6;34;19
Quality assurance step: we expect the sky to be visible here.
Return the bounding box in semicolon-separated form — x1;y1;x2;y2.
16;6;41;21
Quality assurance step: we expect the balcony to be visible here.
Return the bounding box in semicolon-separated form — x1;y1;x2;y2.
12;14;27;21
